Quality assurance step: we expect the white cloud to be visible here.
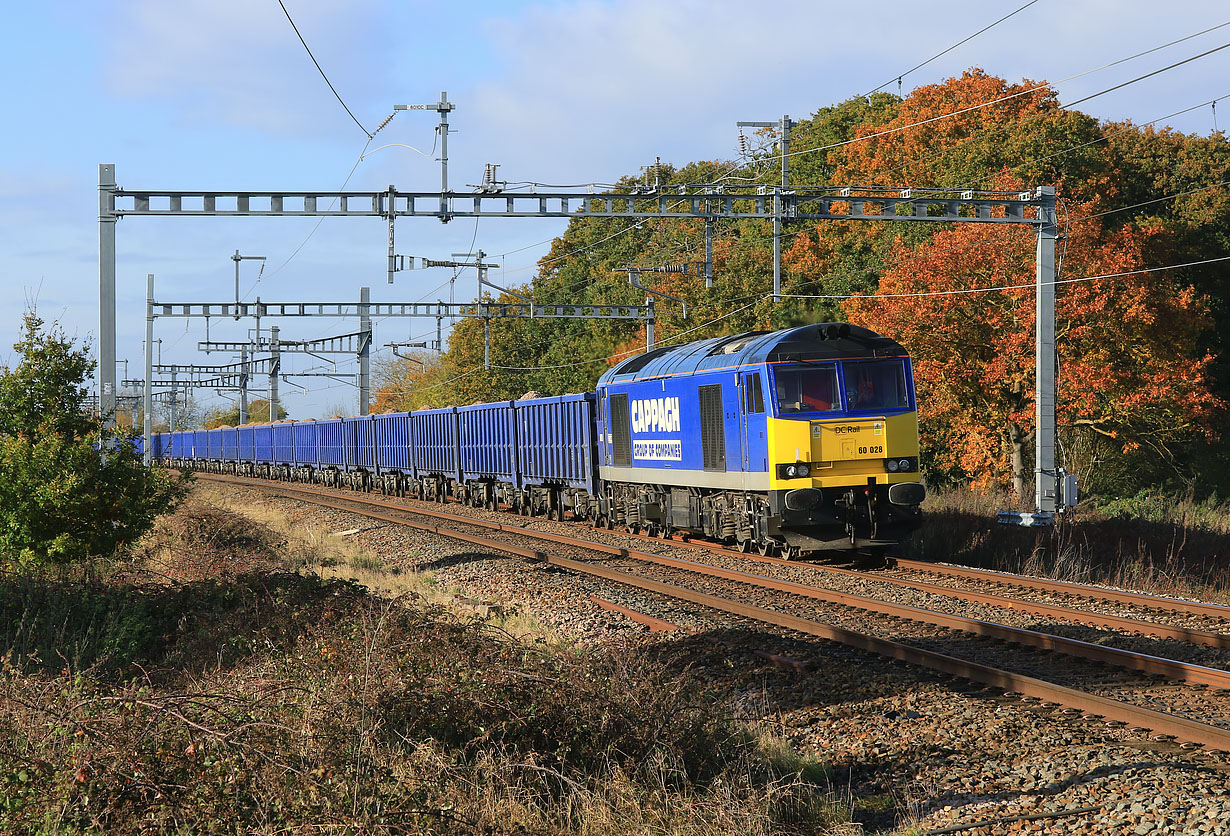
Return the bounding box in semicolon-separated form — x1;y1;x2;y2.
461;0;1230;184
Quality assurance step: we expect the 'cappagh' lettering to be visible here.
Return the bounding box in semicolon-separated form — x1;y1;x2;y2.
631;397;681;433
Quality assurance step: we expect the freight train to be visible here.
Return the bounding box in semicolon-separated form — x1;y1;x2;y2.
154;323;926;557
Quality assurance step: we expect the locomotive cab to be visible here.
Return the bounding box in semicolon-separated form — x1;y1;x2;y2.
766;354;924;552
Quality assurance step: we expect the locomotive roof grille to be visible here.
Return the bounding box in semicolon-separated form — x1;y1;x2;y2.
599;323;908;384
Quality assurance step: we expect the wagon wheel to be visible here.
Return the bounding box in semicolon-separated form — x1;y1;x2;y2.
758;539;777;557
737;538;753;553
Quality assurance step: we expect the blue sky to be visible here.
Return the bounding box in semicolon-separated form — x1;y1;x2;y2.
1;0;1226;418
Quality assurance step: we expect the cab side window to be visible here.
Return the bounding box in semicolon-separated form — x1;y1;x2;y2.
745;374;765;414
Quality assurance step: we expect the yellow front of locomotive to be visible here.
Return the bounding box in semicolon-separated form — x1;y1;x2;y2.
764;355;926;552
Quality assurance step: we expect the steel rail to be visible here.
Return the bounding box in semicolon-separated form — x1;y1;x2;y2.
574;501;1230;626
202;475;1230;747
608;525;1230;643
565;505;1230;645
698;546;1230;648
588;595;812;671
200;475;1230;689
892;558;1230;621
589;595;679;632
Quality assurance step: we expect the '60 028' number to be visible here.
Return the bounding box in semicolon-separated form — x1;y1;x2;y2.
858;445;884;455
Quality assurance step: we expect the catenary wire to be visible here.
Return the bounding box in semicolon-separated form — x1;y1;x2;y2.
439;250;1230;377
277;0;371;138
543;87;1230;291
374;133;1230;390
777;253;1230;301
248;134;373;295
863;0;1041;98
424;175;1230;384
845;89;1230;190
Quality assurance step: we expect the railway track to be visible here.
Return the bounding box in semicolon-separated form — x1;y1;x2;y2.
610;521;1230;645
201;473;1230;751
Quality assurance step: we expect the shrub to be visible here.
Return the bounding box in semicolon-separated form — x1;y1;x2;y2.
0;312;185;570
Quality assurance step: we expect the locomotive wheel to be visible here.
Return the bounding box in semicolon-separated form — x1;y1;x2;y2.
758;540;777;557
737;538;753;553
644;524;658;538
604;516;615;530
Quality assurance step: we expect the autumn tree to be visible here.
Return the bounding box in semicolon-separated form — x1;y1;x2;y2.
372;351;447;412
843;215;1222;498
832;68;1110;194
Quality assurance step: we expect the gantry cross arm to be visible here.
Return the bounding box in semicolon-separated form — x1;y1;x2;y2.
109;186;1049;224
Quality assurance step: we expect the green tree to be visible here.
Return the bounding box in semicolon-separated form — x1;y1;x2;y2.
203;399;287;427
0;313;185;570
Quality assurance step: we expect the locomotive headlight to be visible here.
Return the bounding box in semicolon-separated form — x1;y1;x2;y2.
886;459;900;472
797;463;809;477
786;465;799;478
899;459;911;472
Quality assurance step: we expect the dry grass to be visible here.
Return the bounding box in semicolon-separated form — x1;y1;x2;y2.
0;489;853;835
198;485;556;642
908;487;1230;603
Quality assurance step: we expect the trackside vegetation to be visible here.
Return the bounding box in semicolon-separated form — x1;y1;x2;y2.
0;312;185;571
0;495;850;834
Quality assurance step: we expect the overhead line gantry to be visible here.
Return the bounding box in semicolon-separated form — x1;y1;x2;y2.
101;162;1060;520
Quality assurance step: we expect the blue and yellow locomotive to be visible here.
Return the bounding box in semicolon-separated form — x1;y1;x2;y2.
158;322;925;559
594;323;925;557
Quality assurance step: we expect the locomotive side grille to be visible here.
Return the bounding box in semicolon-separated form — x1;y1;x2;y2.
610;393;631;467
698;384;726;471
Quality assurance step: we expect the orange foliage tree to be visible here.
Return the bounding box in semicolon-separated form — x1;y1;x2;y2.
843;216;1222;498
832;68;1108;194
